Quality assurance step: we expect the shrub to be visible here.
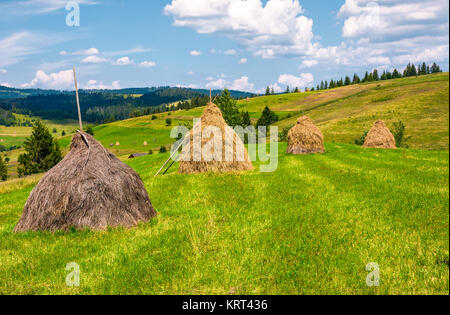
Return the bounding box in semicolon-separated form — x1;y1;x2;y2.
392;120;410;148
61;130;66;136
151;115;157;120
279;126;292;142
166;118;172;126
354;130;369;146
0;155;7;181
86;126;94;136
159;146;167;153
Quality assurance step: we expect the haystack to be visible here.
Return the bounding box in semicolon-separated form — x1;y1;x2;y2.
178;102;253;174
14;132;156;232
286;116;325;154
363;120;396;149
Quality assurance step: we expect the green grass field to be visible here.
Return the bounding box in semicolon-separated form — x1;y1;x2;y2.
0;143;448;294
0;74;448;294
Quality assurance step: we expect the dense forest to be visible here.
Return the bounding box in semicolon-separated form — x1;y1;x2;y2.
0;87;254;124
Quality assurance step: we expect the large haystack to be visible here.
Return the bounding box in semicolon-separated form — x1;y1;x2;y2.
286;116;325;154
15;132;156;232
178;102;253;174
363;120;396;149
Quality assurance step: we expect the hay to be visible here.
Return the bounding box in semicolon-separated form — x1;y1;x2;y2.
115;141;120;146
286;116;325;154
14;132;156;232
363;120;396;149
179;102;253;174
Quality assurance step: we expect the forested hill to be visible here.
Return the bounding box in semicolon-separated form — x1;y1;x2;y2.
0;86;255;124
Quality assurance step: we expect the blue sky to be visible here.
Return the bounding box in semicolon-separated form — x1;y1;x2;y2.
0;0;448;93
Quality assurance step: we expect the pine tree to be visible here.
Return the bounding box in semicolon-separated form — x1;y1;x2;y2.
392;69;401;79
344;76;351;85
352;74;360;84
324;80;328;89
419;62;427;75
216;89;242;126
294;87;300;93
411;64;417;76
257;106;278;127
363;71;369;82
17;120;62;177
265;86;271;96
271;87;275;95
0;155;7;181
381;71;387;80
386;71;392;80
241;111;251;127
320;81;324;90
285;86;290;93
372;69;379;81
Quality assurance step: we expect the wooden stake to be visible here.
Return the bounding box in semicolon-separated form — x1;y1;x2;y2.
73;67;83;131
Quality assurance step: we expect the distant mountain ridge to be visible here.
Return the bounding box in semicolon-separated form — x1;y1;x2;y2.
0;85;255;99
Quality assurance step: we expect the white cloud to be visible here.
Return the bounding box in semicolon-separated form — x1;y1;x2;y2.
300;59;318;69
81;55;108;64
165;0;314;58
21;69;74;89
59;50;68;56
224;49;237;55
0;32;67;67
190;50;202;56
206;78;227;89
139;61;156;68
338;0;449;39
278;73;314;89
238;58;248;64
0;69;7;74
268;83;283;93
230;76;255;92
84;79;121;90
1;82;11;87
0;0;98;15
187;71;195;75
114;56;135;66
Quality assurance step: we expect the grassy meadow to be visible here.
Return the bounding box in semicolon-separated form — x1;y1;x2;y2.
0;73;448;294
0;143;448;294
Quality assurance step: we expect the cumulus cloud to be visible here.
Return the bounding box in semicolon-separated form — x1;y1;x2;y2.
1;82;11;87
230;76;255;92
190;50;202;56
114;56;135;66
81;55;108;64
84;79;121;90
338;0;449;39
300;59;318;69
165;0;314;58
0;0;98;15
278;73;314;89
206;78;227;89
139;61;156;68
21;69;74;89
238;58;248;64
0;69;7;74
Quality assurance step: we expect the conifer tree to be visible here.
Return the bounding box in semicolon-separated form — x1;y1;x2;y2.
0;155;7;181
17;120;62;177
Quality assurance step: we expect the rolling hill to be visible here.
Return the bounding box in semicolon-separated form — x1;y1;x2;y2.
0;73;448;294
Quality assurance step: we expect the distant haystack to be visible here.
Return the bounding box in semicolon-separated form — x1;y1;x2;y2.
178;102;253;174
363;120;396;149
143;141;148;146
287;116;325;154
115;141;120;146
14;132;156;232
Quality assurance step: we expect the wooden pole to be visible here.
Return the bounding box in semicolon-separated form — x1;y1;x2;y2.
154;140;185;177
73;67;83;131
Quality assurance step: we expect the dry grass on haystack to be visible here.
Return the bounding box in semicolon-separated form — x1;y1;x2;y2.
287;116;325;154
363;120;397;149
14;132;156;232
178;102;253;174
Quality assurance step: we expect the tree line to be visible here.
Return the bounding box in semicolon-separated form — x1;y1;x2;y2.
265;62;443;95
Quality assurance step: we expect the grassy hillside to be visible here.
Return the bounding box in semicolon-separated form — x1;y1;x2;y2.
0;143;448;294
76;73;450;160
